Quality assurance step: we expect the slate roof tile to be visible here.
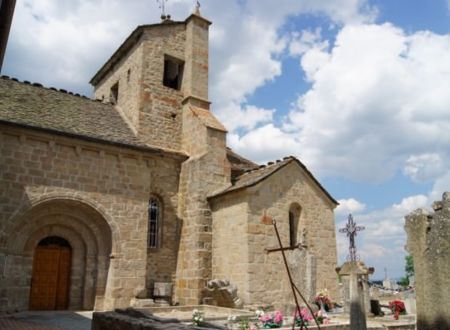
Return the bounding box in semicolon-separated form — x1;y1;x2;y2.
210;156;338;205
0;76;185;157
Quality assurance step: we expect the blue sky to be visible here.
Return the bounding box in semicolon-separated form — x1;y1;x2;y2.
3;0;450;281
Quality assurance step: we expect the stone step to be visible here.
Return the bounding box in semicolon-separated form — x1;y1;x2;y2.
130;298;156;308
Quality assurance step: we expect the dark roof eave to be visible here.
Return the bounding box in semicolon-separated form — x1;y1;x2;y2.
0;120;188;160
208;158;338;205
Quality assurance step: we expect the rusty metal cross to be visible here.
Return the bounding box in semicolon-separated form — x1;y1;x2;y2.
156;0;168;18
339;214;365;261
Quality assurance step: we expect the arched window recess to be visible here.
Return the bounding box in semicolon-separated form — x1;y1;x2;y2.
288;203;302;247
148;198;162;249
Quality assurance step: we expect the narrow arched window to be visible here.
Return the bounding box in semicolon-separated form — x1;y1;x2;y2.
289;203;302;247
289;211;296;247
148;199;160;248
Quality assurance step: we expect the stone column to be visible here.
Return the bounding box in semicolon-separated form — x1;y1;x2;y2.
405;192;450;330
175;11;231;305
337;261;373;330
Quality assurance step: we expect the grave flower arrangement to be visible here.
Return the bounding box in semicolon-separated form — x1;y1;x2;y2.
293;307;313;326
314;289;334;311
294;307;331;326
192;309;204;326
314;310;331;325
258;310;283;328
389;300;406;320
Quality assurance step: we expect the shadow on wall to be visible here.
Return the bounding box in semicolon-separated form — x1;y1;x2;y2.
418;318;450;330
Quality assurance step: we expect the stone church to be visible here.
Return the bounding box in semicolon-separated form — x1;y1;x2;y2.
0;10;338;313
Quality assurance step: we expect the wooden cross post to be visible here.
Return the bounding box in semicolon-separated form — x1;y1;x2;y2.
261;214;321;330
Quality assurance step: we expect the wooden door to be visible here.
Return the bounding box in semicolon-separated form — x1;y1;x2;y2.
30;244;71;310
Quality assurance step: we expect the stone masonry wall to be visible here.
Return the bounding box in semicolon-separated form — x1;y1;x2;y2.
405;192;450;330
246;162;338;310
0;126;182;312
139;24;186;151
175;126;229;305
210;193;250;303
174;14;230;305
210;162;338;310
94;23;186;152
93;41;143;132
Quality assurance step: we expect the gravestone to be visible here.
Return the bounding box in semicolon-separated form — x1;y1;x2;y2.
336;261;372;330
153;282;173;305
287;249;317;303
405;192;450;330
337;214;372;330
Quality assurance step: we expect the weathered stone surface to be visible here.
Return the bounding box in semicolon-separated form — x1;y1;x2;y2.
0;10;339;313
0;128;183;312
405;192;450;330
210;160;339;311
92;308;226;330
336;261;373;330
202;279;243;309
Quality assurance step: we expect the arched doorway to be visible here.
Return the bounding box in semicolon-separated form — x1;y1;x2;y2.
29;236;72;310
4;198;114;312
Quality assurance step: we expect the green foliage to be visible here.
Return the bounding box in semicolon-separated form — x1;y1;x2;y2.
399;255;414;287
405;254;414;278
238;318;249;330
398;276;409;287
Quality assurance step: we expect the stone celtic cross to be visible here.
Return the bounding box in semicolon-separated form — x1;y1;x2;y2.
339;214;365;261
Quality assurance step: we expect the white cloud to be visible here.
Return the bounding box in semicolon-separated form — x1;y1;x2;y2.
403;153;447;182
429;171;450;202
4;0;374;129
228;124;299;164
336;194;429;278
283;23;450;182
392;195;429;213
217;104;275;132
289;28;329;56
335;198;366;216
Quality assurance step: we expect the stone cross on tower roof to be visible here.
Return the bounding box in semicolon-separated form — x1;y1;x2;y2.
339;214;365;261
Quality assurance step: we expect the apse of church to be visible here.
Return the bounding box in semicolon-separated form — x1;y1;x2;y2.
0;9;338;313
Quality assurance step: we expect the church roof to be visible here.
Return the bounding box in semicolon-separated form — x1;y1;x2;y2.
210;156;338;205
226;147;259;180
0;76;187;158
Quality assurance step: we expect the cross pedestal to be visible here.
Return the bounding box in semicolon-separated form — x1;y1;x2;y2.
336;261;374;330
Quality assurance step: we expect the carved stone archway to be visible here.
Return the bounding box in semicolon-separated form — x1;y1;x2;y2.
3;198;112;311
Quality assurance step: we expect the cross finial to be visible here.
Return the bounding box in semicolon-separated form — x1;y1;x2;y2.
339;214;365;261
195;0;201;14
156;0;169;20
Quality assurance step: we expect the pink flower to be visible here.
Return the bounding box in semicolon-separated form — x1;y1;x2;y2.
249;323;258;330
294;308;313;322
259;314;272;322
273;311;283;323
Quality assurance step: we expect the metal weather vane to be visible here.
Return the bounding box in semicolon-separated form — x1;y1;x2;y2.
339;214;365;261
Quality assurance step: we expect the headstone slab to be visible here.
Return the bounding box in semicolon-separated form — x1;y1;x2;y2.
337;261;374;330
153;282;173;305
